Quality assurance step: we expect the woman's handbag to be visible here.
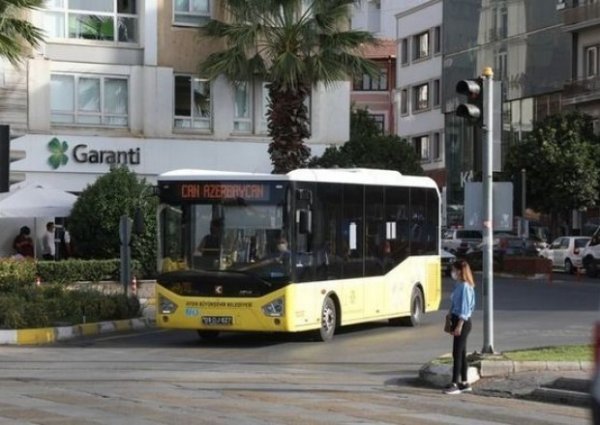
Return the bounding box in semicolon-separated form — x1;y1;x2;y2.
444;314;453;333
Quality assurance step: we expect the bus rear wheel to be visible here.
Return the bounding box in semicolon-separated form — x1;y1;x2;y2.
313;296;336;342
197;330;220;341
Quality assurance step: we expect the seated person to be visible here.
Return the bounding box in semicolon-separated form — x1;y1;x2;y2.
13;226;34;258
197;219;222;257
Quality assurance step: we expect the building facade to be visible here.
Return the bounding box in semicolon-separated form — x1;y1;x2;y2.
442;0;570;227
351;39;396;135
561;0;600;122
395;0;445;187
5;0;351;193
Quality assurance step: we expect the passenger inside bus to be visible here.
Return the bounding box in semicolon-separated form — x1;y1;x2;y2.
273;235;290;263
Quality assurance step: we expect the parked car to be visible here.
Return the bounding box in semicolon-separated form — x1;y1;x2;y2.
442;229;482;256
441;248;456;277
471;233;541;257
539;236;590;274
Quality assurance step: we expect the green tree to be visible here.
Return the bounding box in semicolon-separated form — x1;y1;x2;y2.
0;0;44;65
200;0;379;173
308;108;424;175
504;111;600;233
68;167;158;277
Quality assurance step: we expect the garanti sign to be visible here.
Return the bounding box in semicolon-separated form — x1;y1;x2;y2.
47;138;141;170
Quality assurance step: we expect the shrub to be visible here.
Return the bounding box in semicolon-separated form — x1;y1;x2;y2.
68;166;158;278
0;259;36;290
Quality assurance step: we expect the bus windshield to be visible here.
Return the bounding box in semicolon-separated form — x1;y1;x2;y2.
158;198;291;283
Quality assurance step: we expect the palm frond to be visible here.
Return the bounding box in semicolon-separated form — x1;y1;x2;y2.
0;0;45;64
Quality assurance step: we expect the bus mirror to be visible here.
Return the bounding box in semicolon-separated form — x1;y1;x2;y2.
298;209;312;234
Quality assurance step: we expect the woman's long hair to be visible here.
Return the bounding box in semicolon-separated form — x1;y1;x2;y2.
452;259;475;287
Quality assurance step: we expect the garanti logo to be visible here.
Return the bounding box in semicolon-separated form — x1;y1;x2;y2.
47;137;69;169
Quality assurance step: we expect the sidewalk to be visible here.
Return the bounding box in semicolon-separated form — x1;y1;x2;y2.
419;354;592;406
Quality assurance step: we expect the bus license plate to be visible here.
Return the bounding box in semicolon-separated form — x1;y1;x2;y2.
202;316;233;326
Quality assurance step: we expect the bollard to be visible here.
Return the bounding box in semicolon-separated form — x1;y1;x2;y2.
131;275;137;296
547;260;552;285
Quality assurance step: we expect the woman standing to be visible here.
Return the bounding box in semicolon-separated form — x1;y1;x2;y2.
444;259;476;395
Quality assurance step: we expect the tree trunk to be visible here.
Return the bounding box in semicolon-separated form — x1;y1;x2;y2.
267;82;311;174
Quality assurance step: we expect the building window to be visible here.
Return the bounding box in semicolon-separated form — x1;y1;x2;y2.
400;89;408;115
495;49;508;80
367;0;381;33
370;114;385;134
433;26;441;54
401;38;408;65
233;81;252;133
413;31;429;60
43;0;138;43
50;73;128;127
413;83;429;111
433;79;440;107
433;132;441;160
413;135;430;161
353;68;388;91
586;46;598;77
173;0;211;27
260;82;270;134
174;75;211;130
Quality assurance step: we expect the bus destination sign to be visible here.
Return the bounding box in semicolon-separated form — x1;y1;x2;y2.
179;183;270;201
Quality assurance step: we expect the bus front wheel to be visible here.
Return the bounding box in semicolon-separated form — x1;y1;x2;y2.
314;296;337;342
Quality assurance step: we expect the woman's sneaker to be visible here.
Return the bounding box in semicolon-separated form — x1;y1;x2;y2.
458;383;472;393
443;383;461;395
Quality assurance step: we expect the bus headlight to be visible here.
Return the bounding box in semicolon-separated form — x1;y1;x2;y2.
159;295;178;314
262;297;284;317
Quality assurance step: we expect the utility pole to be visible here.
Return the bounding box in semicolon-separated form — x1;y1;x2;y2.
455;67;496;354
481;67;495;354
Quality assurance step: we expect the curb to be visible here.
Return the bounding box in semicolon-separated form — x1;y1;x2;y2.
529;387;591;407
0;317;154;345
419;358;592;388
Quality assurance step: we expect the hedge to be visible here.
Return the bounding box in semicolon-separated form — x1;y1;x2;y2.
0;258;143;329
0;284;141;329
0;258;142;286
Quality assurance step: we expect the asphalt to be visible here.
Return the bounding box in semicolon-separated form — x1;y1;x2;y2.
419;353;593;406
0;279;592;407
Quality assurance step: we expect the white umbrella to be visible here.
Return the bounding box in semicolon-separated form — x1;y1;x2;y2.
0;184;77;258
0;184;77;218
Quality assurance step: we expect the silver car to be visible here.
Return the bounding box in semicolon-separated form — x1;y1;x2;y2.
540;236;590;274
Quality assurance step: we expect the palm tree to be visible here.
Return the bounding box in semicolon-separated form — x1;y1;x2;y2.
200;0;379;173
0;0;44;65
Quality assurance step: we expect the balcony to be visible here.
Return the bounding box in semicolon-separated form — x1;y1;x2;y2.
562;2;600;30
562;76;600;105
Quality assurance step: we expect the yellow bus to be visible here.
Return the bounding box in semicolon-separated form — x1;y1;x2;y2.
156;168;442;341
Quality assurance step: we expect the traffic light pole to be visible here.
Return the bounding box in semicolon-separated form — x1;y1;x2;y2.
481;67;495;354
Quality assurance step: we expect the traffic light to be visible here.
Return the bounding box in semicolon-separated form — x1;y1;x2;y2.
0;125;25;193
455;78;484;125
